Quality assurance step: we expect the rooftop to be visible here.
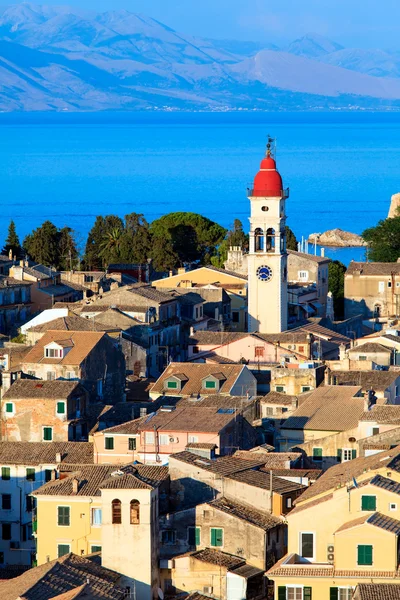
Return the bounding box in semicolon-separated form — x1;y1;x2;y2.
261;391;298;406
335;512;400;536
208;497;283;531
136;406;242;433
227;470;306;494
355;583;400;599
370;475;400;496
296;446;400;504
282;385;364;431
360;405;400;424
347;262;400;276
169;451;266;476
150;362;247;397
190;548;245;570
287;250;331;264
34;463;167;497
22;330;106;365
330;370;400;391
3;379;82;400
0;553;124;600
0;441;93;466
27;315;115;334
350;342;392;354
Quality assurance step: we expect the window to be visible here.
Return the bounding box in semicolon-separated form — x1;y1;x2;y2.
255;346;264;358
45;469;52;482
130;500;140;524
361;495;376;511
91;545;102;553
2;467;10;481
188;435;198;443
232;312;239;323
66;371;75;380
166;380;178;389
301;386;311;393
45;348;62;358
358;355;367;361
112;499;122;524
5;403;14;414
390;503;397;511
278;588;304;600
300;532;314;560
46;372;56;381
275;386;286;393
162;530;176;544
57;544;70;558
26;495;34;512
91;508;102;526
97;380;103;398
0;552;3;564
340;449;356;462
313;448;322;462
358;544;373;565
266;407;274;416
43;427;53;442
388;281;392;288
26;468;35;482
57;506;70;526
2;494;11;510
145;432;154;444
2;524;11;540
128;438;136;451
204;380;216;389
286;497;292;509
188;526;201;546
56;402;65;415
372;426;380;436
192;346;200;354
210;528;223;547
378;281;385;293
159;434;169;446
104;437;114;450
298;271;309;281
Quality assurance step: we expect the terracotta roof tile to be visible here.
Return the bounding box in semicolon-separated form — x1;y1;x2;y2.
335;512;400;535
208;497;283;530
347;262;400;276
150;363;248;397
22;331;106;366
227;470;306;494
170;451;266;475
191;548;244;569
282;385;364;431
0;553;124;600
3;380;82;400
0;442;93;466
360;405;400;424
330;370;400;391
350;342;392;354
137;406;240;433
27;316;114;333
355;583;400;599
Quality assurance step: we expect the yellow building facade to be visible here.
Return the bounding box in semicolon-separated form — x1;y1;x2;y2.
268;447;400;599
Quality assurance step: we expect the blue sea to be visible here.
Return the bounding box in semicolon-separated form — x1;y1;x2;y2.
1;111;399;265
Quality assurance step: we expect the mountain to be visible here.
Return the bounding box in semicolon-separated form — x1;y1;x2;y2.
286;33;344;58
1;4;400;111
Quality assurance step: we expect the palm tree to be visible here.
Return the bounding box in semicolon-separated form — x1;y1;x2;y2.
99;227;123;265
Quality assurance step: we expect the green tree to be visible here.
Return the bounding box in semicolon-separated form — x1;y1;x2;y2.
83;215;124;269
150;212;226;266
57;227;78;270
23;220;59;267
363;216;400;262
286;226;298;251
99;226;124;264
328;260;347;320
2;220;22;259
120;213;153;264
151;236;178;271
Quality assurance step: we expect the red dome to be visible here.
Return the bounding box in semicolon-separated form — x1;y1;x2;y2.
251;155;283;197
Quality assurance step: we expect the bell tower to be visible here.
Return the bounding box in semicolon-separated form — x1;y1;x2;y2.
247;137;288;333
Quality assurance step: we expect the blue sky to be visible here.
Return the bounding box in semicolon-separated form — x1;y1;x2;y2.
2;0;400;48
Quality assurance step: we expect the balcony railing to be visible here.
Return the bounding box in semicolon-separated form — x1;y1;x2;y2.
247;187;289;199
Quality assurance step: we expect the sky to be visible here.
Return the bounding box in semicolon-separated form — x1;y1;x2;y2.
1;0;400;48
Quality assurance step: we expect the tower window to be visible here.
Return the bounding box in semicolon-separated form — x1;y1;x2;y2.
266;228;275;252
261;206;269;211
254;228;264;252
112;499;122;524
130;500;140;524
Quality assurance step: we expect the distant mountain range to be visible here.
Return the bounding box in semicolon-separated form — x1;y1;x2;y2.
1;3;400;111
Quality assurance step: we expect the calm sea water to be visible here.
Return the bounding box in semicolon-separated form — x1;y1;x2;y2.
1;111;399;264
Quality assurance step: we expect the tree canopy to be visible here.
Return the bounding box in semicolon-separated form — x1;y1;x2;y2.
2;220;22;259
286;226;298;251
23;221;78;270
328;260;347;320
363;216;400;262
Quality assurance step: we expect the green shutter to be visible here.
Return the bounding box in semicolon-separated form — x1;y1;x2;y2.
43;427;52;441
58;544;70;558
303;587;312;600
210;528;216;546
278;587;286;600
195;527;200;546
313;448;322;460
361;496;376;511
57;402;65;414
330;588;338;600
337;449;342;462
26;468;35;482
1;467;10;480
358;545;373;565
352;449;357;459
5;403;13;413
211;528;223;547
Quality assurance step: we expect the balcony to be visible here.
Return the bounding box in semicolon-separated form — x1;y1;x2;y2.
247;187;289;199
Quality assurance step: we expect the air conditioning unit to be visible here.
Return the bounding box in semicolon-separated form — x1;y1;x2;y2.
203;587;213;595
10;541;20;550
327;544;334;563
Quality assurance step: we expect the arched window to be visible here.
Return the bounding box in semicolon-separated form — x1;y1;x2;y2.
112;499;121;524
266;228;275;252
130;500;140;524
374;304;381;317
255;228;264;252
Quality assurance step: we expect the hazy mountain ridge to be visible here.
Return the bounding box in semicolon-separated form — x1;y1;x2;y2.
1;4;400;111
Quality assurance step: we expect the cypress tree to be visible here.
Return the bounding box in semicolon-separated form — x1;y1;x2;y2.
2;220;22;259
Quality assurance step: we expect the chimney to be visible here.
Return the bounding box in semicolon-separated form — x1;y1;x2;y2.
1;372;12;394
51;469;57;481
306;333;313;359
8;249;12;261
324;367;331;386
320;247;325;257
169;270;173;277
56;452;62;464
178;267;186;275
72;478;79;494
339;343;347;361
110;281;119;291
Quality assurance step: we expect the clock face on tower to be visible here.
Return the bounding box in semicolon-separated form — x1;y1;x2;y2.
256;265;273;282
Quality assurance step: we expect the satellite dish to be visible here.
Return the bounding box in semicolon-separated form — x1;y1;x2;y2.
158;589;164;600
